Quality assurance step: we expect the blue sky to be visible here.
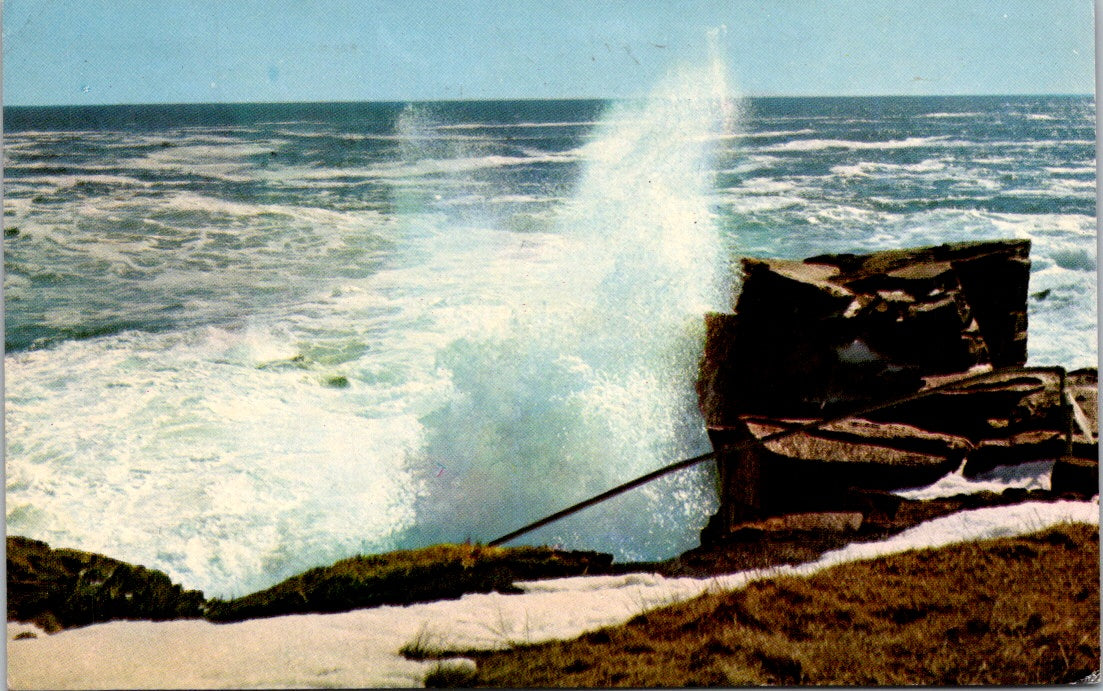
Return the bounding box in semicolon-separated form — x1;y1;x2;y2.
2;0;1096;105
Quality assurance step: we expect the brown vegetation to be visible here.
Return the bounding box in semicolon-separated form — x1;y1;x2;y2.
10;488;1082;633
433;523;1100;686
205;543;611;622
6;536;204;633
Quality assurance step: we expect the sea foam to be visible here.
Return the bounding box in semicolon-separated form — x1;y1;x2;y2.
395;38;736;558
5;45;739;596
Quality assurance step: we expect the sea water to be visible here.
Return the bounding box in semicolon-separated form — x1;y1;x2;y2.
5;77;1096;596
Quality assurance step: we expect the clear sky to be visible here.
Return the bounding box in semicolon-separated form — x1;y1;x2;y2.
2;0;1097;106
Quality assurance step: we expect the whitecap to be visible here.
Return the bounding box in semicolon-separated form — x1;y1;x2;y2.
760;135;959;152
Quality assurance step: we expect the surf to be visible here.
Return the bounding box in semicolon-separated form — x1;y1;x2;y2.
398;33;737;559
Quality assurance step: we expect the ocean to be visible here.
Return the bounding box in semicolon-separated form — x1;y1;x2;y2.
4;80;1096;596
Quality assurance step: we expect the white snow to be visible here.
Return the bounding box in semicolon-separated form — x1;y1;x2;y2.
8;499;1098;690
892;460;1054;501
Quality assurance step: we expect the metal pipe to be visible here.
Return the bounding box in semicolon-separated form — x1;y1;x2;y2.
488;365;1061;547
1060;367;1074;458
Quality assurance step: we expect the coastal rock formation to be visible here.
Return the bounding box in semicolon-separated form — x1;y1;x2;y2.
7;536;205;632
698;240;1098;540
699;239;1032;422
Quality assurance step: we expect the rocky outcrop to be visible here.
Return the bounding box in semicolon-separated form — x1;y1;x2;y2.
699;239;1032;423
7;536;205;632
698;240;1097;541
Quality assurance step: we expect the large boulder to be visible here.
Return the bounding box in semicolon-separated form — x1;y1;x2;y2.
697;240;1096;540
698;239;1031;423
869;369;1065;441
707;418;967;521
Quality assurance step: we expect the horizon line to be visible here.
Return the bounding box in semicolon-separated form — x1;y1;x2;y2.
3;92;1096;109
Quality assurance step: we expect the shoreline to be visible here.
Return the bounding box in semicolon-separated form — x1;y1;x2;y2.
6;457;1091;632
8;498;1098;689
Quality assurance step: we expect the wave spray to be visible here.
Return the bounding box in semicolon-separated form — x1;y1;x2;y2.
3;34;740;597
405;35;737;559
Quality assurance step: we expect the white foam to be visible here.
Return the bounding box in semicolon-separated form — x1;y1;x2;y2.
760;136;958;152
124;141;285;182
1002;180;1098;199
741;128;816;139
357;152;578;178
717;154;781;174
760;137;1094;153
922;111;985;119
8;500;1096;689
722;194;804;213
830;158;948;177
6;326;425;597
436;120;604;130
1044;165;1097;175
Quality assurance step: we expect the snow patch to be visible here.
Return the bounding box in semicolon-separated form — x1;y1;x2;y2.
8;499;1097;689
893;460;1054;501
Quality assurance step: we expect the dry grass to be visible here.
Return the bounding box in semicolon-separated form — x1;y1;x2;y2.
205;543;612;622
454;523;1099;686
399;623;452;660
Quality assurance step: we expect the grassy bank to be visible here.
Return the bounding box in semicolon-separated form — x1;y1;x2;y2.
8;490;1091;633
426;523;1100;686
7;536;205;633
203;544;613;622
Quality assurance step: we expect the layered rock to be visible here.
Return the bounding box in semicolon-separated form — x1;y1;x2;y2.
698;240;1097;540
699;239;1032;422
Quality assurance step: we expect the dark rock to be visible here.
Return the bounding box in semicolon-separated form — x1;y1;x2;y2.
324;374;350;388
734;258;855;321
745;416;973;458
681;490;1074;579
950;248;1031;366
1051;457;1099;497
744;417;962;480
698;311;923;423
963;431;1066;477
868;370;1062;439
696;240;1098;542
699;239;1031;424
705;419;963;522
7;536;205;632
844;488;908;522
